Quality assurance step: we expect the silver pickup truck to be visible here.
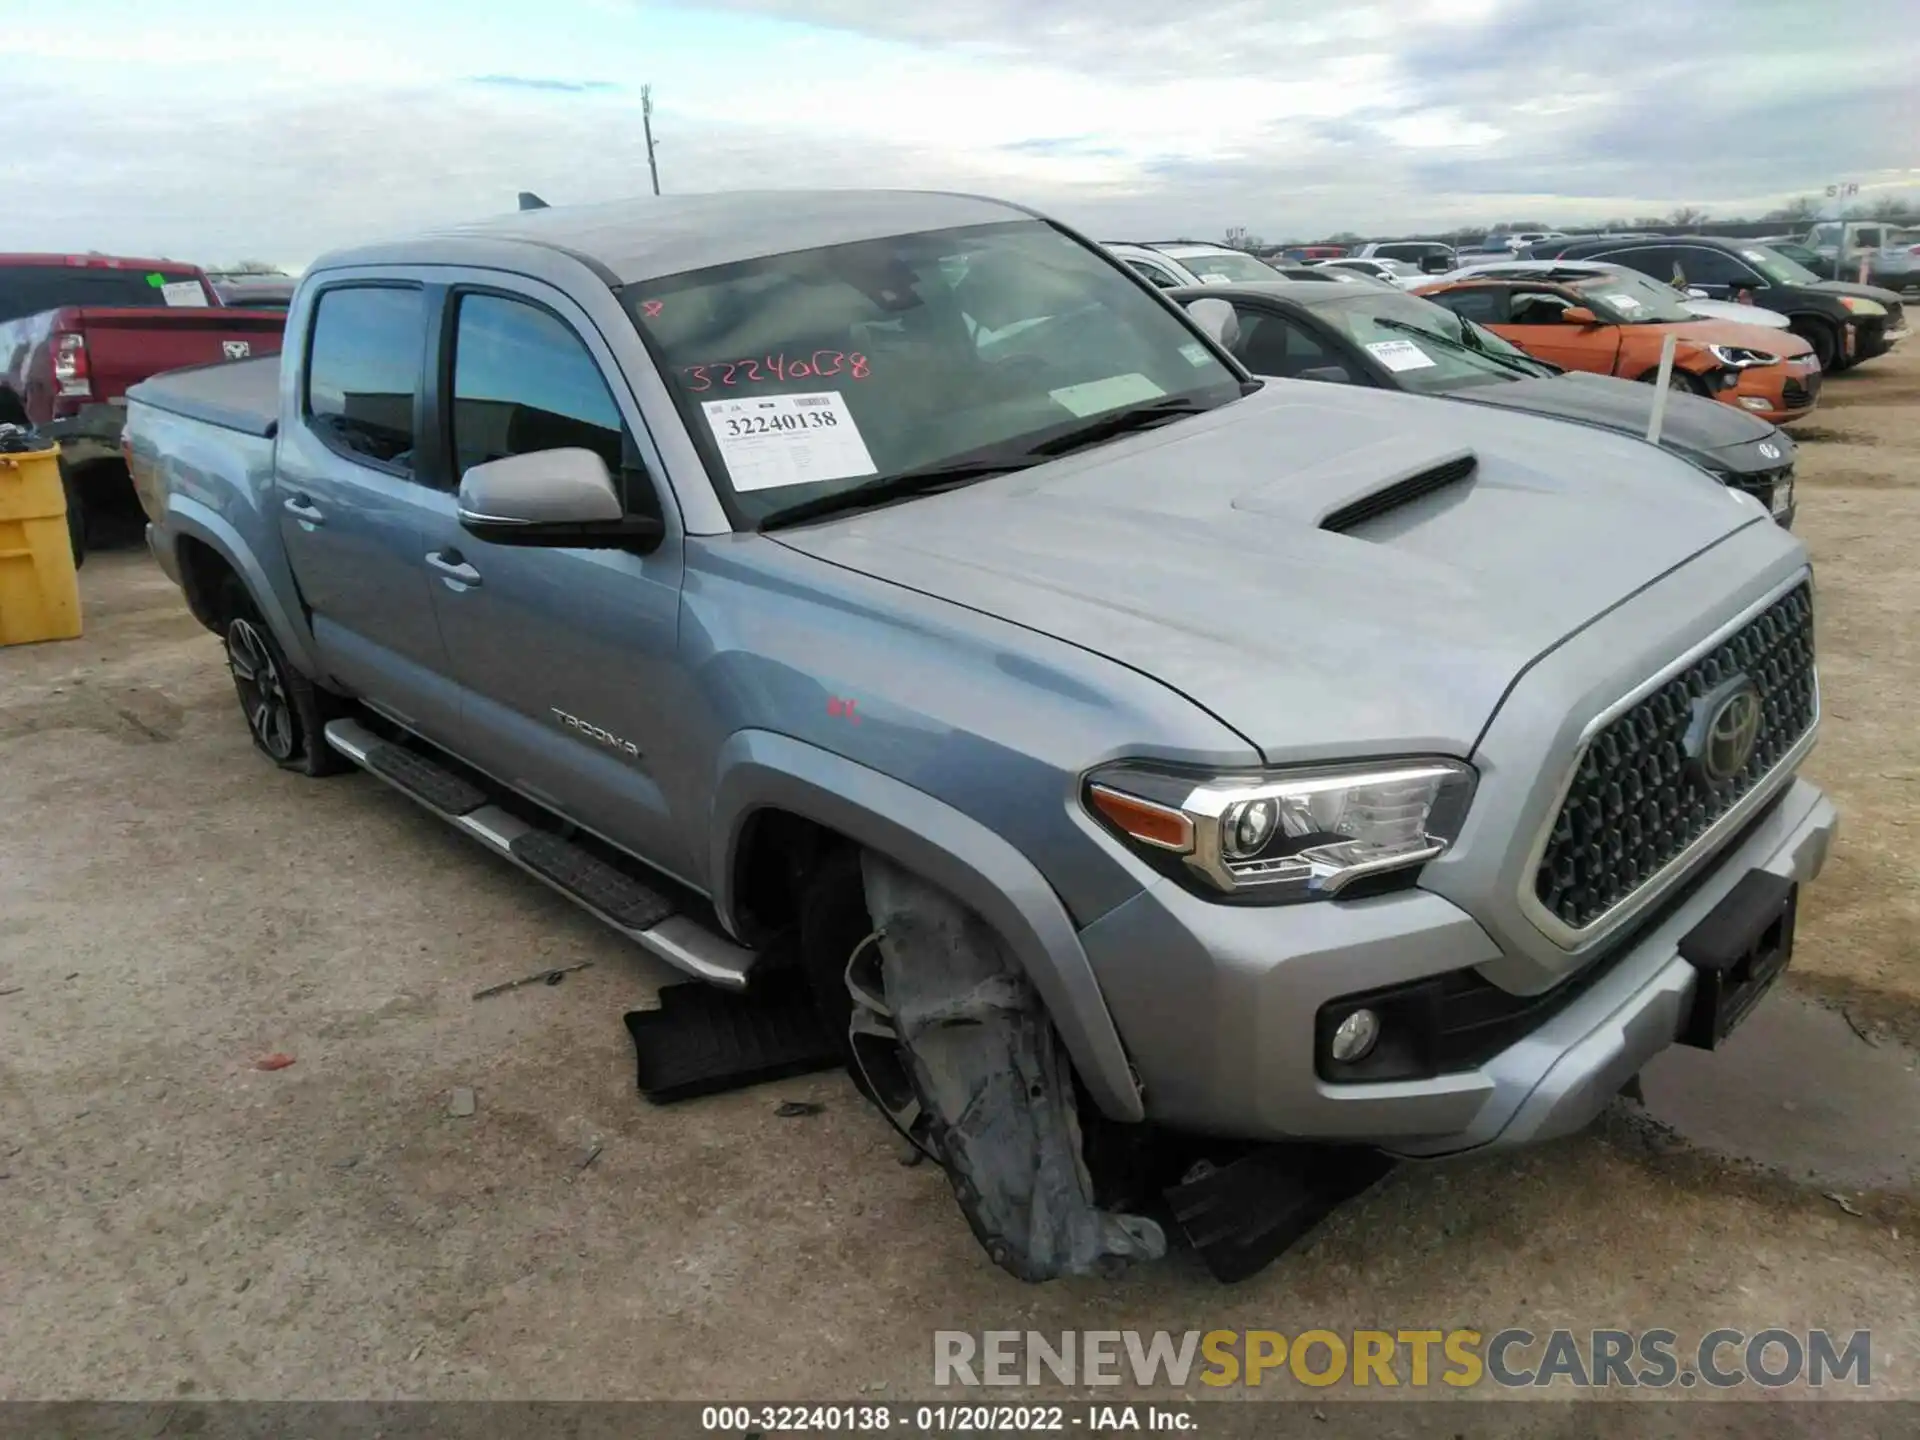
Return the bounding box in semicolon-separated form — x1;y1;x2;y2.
125;191;1837;1283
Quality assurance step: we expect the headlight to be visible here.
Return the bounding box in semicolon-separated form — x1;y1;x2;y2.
1085;759;1476;902
1707;344;1778;369
1838;296;1887;316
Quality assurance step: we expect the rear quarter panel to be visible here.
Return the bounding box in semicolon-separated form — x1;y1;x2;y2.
129;401;320;675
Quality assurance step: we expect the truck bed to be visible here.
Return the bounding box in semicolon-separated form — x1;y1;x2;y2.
126;354;282;438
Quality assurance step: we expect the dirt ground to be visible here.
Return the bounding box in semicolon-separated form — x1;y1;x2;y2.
3;348;1919;1407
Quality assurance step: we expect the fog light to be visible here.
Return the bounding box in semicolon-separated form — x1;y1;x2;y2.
1330;1008;1381;1063
1738;396;1772;411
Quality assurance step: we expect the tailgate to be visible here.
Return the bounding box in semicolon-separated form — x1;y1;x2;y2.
76;308;288;404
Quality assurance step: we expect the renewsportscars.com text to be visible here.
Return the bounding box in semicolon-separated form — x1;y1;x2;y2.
933;1328;1872;1390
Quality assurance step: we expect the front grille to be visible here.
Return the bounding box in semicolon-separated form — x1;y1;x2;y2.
1783;374;1820;409
1533;584;1817;933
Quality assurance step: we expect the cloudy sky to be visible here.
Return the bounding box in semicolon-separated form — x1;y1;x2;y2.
7;0;1916;269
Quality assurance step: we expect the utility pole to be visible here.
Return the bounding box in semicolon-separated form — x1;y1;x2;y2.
642;85;661;196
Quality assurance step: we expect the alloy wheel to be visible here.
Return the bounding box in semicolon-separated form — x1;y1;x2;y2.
226;617;296;761
843;931;939;1160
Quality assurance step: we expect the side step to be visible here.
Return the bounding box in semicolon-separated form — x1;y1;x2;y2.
323;718;758;989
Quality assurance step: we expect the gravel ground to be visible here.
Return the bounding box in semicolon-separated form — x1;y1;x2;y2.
2;348;1918;1405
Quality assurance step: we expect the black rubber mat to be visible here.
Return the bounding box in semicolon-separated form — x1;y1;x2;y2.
363;742;486;816
511;831;677;930
1164;1144;1396;1284
624;971;843;1104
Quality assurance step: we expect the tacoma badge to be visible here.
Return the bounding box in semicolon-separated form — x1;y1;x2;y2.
550;707;641;760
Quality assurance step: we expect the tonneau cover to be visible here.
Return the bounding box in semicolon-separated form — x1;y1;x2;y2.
127;354;281;438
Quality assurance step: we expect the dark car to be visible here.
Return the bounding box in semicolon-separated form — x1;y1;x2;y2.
1542;235;1906;372
1169;280;1799;525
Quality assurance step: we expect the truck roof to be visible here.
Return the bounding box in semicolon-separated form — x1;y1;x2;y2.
313;190;1034;286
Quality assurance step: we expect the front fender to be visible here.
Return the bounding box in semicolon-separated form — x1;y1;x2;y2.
158;497;322;680
709;729;1145;1122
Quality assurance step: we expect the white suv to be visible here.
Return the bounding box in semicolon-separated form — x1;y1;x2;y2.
1103;242;1287;290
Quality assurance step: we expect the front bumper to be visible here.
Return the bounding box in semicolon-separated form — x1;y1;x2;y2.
1079;776;1835;1153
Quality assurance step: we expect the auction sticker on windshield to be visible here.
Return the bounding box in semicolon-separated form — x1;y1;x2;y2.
1365;339;1437;373
160;280;207;307
1048;373;1165;417
701;393;877;493
1603;292;1643;312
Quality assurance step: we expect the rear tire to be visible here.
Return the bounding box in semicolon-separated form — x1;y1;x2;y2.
216;578;349;777
57;456;85;569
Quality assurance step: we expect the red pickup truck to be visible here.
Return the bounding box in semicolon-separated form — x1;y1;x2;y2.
0;253;288;555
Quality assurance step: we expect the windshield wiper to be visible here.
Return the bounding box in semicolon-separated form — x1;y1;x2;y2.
756;454;1043;531
1024;396;1216;457
1372;316;1544;377
755;396;1217;531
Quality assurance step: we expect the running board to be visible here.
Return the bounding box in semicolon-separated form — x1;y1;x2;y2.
323;719;758;989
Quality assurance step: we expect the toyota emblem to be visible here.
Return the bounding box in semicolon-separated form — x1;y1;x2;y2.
1685;675;1763;786
1757;442;1781;460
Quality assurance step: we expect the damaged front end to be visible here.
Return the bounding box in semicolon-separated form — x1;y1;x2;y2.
853;855;1166;1281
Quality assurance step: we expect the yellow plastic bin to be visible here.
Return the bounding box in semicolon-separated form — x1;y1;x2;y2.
0;445;83;646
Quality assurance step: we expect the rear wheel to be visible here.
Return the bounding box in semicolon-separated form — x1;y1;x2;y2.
57;456;84;569
217;579;349;777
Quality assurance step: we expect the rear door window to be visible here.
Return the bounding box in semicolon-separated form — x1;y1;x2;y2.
304;285;427;472
1425;288;1507;324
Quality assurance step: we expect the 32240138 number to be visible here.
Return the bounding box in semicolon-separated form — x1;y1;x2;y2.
684;351;871;393
720;409;841;438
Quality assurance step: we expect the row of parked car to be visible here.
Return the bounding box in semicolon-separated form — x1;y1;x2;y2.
1099;230;1908;526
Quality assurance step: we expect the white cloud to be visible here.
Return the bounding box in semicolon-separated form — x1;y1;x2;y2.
3;0;1916;266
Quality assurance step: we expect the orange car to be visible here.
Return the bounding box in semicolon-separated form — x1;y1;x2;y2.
1413;269;1821;423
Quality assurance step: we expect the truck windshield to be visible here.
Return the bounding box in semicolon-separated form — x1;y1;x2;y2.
0;265;210;324
631;219;1244;525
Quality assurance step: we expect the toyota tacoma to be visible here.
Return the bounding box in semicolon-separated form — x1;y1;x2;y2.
124;191;1837;1282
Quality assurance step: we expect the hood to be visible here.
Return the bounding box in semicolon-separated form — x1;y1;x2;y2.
1637;317;1815;358
1685;297;1791;329
1450;371;1779;472
771;382;1760;762
1807;279;1906;307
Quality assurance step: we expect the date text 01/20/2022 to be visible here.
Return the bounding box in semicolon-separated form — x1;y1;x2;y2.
700;1404;1195;1432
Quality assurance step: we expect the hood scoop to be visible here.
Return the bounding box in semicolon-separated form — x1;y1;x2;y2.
1223;425;1480;535
1318;450;1478;534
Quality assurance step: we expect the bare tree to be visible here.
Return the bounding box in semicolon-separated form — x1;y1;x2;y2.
1669;205;1710;229
1864;194;1915;222
1763;195;1821;224
1221;226;1264;252
215;260;288;275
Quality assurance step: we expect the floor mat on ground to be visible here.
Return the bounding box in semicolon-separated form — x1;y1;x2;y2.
624;972;843;1103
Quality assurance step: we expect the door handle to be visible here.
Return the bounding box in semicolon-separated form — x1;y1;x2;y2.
425;550;482;587
283;495;325;525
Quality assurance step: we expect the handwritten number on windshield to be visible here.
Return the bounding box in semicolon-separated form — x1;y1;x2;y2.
683;352;871;393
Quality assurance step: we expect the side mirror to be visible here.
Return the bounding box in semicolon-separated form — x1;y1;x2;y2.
1560;306;1599;326
457;447;662;549
1295;365;1355;385
1183;297;1241;351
